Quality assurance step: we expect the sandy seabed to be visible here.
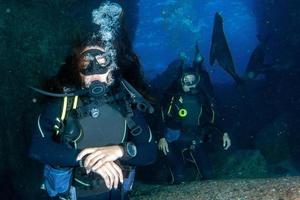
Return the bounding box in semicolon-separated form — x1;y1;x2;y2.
131;176;300;200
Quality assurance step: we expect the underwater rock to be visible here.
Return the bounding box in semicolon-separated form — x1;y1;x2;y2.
255;114;290;165
211;149;268;179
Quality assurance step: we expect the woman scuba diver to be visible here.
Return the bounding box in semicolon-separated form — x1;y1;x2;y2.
29;3;156;199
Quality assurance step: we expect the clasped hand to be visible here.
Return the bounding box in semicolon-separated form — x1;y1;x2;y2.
76;145;124;189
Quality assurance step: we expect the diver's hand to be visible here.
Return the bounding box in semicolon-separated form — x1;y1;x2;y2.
223;132;231;150
158;138;169;155
76;145;124;172
93;161;123;190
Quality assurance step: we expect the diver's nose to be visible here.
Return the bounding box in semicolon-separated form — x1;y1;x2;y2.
96;55;106;65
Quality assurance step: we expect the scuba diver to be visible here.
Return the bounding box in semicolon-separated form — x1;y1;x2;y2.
29;2;156;200
158;46;231;184
150;43;216;105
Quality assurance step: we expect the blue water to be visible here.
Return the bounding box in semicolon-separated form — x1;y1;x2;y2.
133;0;258;83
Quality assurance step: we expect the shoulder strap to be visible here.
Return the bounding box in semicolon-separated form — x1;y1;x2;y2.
123;97;143;137
120;79;154;114
53;96;79;135
167;96;175;116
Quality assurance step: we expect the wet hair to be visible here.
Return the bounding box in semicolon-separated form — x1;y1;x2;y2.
43;32;148;95
42;34;104;93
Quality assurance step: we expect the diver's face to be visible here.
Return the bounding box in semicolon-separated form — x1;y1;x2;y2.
181;74;198;92
79;46;113;87
81;70;114;88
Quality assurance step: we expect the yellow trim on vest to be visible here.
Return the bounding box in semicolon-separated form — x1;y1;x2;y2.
53;124;59;130
61;96;68;121
167;97;175;115
178;108;188;118
74;178;91;187
161;106;166;123
197;105;203;126
54;117;62;135
210;107;215;123
121;120;127;143
55;117;61;123
73;129;83;149
178;96;183;103
72;96;79;109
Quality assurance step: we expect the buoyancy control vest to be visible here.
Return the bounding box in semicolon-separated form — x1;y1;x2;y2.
53;80;152;149
164;92;215;132
51;82;153;196
72;98;127;149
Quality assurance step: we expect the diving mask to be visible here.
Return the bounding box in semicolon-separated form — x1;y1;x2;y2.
80;49;112;75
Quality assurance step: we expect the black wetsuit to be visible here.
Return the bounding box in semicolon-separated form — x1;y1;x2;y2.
160;77;223;183
29;89;157;199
